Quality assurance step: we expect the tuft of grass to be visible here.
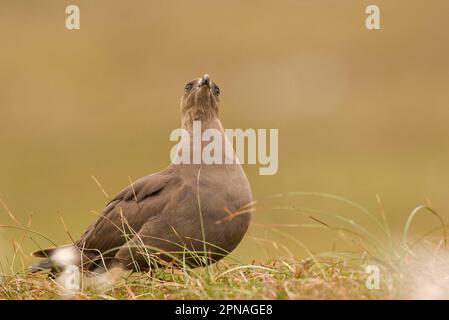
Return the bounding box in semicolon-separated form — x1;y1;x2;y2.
0;257;390;300
1;191;448;300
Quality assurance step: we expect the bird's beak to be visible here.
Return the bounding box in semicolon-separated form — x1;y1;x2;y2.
198;74;211;88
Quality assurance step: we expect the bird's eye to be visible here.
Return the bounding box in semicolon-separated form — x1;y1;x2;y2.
185;82;193;92
214;86;220;96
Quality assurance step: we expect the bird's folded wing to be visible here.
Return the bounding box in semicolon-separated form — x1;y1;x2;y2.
75;168;174;258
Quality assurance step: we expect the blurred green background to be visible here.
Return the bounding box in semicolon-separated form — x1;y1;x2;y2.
1;1;448;267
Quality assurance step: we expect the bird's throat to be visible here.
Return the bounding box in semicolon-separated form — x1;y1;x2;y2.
181;106;219;130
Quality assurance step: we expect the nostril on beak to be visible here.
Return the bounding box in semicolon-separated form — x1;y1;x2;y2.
199;74;211;87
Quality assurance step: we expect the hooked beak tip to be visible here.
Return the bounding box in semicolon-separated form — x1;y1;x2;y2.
199;74;211;87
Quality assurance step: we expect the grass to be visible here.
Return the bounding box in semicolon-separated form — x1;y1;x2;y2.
0;192;448;300
0;257;389;299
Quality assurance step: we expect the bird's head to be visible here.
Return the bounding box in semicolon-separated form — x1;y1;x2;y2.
180;74;220;125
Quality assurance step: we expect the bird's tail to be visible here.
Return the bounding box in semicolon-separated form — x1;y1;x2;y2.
30;245;80;274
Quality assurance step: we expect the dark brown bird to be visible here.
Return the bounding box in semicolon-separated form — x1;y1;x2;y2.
32;74;253;274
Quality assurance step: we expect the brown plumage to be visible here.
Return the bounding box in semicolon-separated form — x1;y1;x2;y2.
32;74;253;273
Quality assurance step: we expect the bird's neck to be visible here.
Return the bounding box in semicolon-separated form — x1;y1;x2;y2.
182;118;224;136
174;117;237;165
181;107;219;131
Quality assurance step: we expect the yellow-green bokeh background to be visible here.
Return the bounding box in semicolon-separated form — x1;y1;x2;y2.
1;1;448;266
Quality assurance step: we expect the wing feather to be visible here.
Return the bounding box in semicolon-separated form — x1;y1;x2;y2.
75;169;174;265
